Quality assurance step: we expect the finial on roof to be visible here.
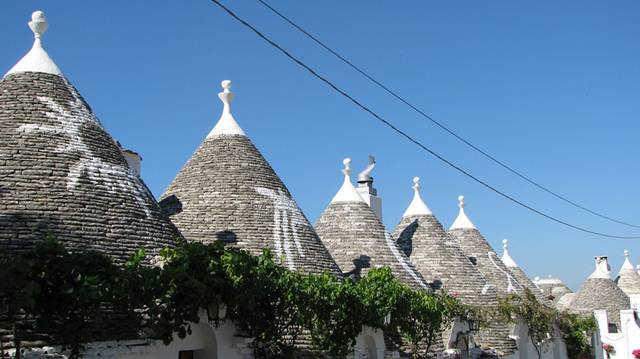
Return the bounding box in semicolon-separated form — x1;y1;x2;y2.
208;80;246;137
29;11;48;39
501;239;518;268
331;158;365;203
620;249;635;271
449;195;477;230
4;10;62;77
402;176;432;217
357;156;376;183
342;158;352;176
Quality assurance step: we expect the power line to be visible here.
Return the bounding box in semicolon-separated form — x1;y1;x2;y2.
255;0;640;230
209;0;640;240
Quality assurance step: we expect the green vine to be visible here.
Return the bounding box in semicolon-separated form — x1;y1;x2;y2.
0;239;597;359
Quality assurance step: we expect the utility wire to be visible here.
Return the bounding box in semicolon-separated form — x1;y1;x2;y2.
255;0;640;230
209;0;640;240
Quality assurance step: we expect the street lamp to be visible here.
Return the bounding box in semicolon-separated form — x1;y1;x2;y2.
207;301;227;327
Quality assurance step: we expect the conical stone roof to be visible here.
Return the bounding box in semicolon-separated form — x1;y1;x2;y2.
614;250;640;296
393;177;494;303
501;239;548;303
0;11;179;262
571;256;630;328
393;178;516;355
533;277;572;304
314;159;428;290
160;81;339;275
447;196;524;296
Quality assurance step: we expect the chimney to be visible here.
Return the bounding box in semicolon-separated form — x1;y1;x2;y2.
356;156;382;220
121;149;142;177
589;256;611;279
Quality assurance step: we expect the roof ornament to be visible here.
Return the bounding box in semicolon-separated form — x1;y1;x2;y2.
357;156;376;183
501;239;518;268
5;11;62;77
402;176;432;217
449;195;477;230
621;249;635;271
29;10;48;39
589;256;611;279
330;158;365;203
208;80;246;137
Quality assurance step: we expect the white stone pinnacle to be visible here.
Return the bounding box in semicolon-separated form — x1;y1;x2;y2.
207;80;246;137
620;249;635;272
330;158;365;203
4;11;63;78
402;176;432;217
449;195;477;230
501;239;518;268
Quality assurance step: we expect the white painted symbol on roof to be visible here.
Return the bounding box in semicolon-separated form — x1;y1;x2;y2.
488;251;523;293
16;83;152;217
256;187;307;270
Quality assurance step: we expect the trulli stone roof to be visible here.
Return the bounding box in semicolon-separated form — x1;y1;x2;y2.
500;239;548;303
570;256;630;328
160;81;339;275
393;178;516;355
314;159;428;290
447;197;524;296
533;277;573;304
393;178;494;303
0;11;179;262
614;250;640;296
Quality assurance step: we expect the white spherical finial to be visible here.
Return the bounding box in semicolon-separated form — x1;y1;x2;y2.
458;195;465;208
503;239;509;249
218;80;235;109
29;11;48;39
412;177;420;191
221;80;232;91
534;276;540;281
342;158;352;176
624;249;630;258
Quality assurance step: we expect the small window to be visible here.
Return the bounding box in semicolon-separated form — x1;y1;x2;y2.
179;351;194;359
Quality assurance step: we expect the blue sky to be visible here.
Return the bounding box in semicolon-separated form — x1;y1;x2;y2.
1;1;639;290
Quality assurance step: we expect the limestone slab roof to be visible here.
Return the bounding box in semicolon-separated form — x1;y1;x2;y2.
315;201;428;290
615;250;640;296
533;277;573;304
448;227;524;296
0;72;180;261
160;82;340;275
571;277;629;328
500;240;549;303
394;213;520;355
393;214;494;304
0;11;180;261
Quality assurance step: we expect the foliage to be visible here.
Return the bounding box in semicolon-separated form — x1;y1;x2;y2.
222;249;306;358
557;312;596;359
32;241;120;357
495;288;601;359
144;241;229;344
298;272;362;357
0;251;38;359
632;348;640;359
0;240;471;359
